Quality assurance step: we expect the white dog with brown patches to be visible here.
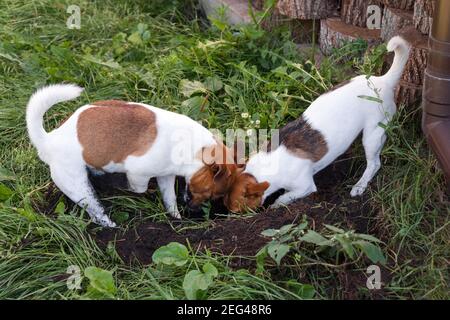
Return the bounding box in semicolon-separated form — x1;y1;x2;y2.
26;89;238;227
225;36;411;212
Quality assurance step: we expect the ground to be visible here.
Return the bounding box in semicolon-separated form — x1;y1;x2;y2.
0;0;448;300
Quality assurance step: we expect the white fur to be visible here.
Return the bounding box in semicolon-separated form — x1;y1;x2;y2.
245;36;411;208
26;86;217;227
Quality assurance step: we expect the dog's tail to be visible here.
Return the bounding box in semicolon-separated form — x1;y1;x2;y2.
380;36;411;87
26;84;83;152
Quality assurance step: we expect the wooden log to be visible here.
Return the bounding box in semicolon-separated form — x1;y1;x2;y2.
381;6;413;41
398;26;429;85
395;80;422;106
341;0;383;28
413;0;436;35
277;0;339;20
319;17;381;55
382;0;415;10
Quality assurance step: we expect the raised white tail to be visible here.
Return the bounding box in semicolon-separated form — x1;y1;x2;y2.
26;84;83;153
381;36;412;87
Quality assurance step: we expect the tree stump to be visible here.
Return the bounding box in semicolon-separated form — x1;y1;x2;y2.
395;80;423;106
319;18;381;55
277;0;339;19
341;0;383;28
382;0;415;10
381;6;413;41
398;26;429;85
413;0;436;35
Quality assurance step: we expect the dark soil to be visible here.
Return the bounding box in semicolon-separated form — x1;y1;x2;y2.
93;151;382;265
40;151;389;299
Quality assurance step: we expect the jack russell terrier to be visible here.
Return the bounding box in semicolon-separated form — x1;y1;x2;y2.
225;36;411;212
26;86;238;227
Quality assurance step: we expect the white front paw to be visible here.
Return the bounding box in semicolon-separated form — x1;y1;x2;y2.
168;207;181;219
350;185;366;197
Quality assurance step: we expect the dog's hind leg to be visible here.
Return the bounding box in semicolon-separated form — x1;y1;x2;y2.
350;125;386;197
50;164;116;227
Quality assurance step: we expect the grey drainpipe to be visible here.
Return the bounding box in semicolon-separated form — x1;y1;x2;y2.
422;0;450;192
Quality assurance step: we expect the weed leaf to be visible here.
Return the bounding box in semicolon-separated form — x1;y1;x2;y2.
152;242;189;266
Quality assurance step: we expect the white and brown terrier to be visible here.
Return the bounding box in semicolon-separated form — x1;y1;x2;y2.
225;36;411;212
26;86;238;227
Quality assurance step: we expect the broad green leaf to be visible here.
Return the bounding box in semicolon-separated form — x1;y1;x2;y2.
84;266;116;299
181;96;209;113
354;240;386;265
278;224;295;235
204;76;223;92
261;228;278;237
323;224;345;234
0;183;13;201
267;242;290;266
300;230;329;245
355;233;383;243
112;211;129;224
202;262;218;279
55;200;65;215
183;264;218;300
286;280;315;299
0;167;15;181
335;234;355;259
179;79;207;97
128;31;143;45
152;242;189;266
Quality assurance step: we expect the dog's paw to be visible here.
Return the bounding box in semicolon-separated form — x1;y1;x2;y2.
95;215;117;228
170;211;182;219
350;185;366;197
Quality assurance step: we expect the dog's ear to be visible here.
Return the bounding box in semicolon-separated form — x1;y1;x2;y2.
246;181;269;196
212;163;231;184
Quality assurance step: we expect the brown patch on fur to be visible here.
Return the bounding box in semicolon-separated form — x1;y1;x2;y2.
77;100;157;169
225;173;269;212
268;116;328;162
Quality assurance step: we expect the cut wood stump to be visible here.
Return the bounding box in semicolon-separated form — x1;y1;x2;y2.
341;0;383;28
381;6;413;41
395;80;423;106
399;26;429;85
382;0;415;11
319;18;381;55
414;0;436;35
277;0;339;20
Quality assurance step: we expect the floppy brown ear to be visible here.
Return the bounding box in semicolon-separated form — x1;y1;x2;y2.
213;163;231;184
246;181;270;196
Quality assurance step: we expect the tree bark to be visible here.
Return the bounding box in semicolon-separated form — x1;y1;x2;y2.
413;0;436;35
380;6;413;41
398;27;429;85
383;0;415;10
277;0;339;19
341;0;382;28
395;80;423;106
319;18;381;55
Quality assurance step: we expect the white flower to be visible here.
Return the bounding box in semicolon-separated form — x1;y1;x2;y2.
246;129;253;136
255;120;260;125
241;112;249;119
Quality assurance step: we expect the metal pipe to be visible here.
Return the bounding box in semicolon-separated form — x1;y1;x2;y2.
422;0;450;191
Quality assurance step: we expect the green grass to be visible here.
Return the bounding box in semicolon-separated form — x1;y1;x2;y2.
0;0;448;299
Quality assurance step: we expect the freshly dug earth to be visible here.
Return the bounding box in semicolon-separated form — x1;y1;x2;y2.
93;152;382;265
